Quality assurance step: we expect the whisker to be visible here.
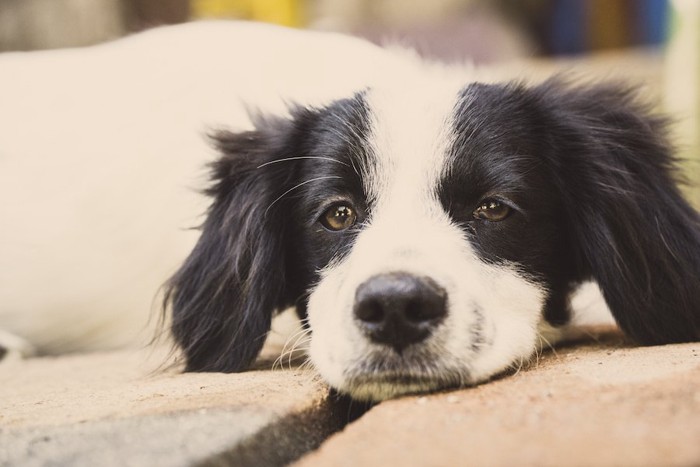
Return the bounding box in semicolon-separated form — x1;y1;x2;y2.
264;176;342;217
280;326;311;350
257;156;350;169
532;344;542;368
273;327;312;370
537;331;559;358
286;335;312;369
516;356;525;376
297;357;316;373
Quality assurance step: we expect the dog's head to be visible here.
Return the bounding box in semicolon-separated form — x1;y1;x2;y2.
167;74;700;401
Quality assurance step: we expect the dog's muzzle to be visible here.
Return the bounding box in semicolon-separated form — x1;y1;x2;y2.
353;272;447;353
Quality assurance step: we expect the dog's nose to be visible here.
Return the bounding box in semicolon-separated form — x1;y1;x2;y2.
353;272;447;352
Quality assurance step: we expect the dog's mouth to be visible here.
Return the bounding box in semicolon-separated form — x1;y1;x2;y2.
338;351;471;401
341;372;467;401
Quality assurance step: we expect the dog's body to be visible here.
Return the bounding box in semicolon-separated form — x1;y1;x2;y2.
0;21;390;355
3;22;698;402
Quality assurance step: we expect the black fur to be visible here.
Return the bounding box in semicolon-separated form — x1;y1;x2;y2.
166;96;371;372
534;79;700;343
166;116;296;372
167;80;700;374
443;82;575;324
443;79;700;339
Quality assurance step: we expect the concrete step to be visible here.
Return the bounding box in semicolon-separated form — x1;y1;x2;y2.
2;331;699;467
0;348;351;467
296;333;700;467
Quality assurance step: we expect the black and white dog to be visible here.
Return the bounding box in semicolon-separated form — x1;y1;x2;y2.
1;22;698;402
166;59;700;401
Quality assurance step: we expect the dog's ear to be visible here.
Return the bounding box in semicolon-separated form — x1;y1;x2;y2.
166;114;303;372
536;80;700;344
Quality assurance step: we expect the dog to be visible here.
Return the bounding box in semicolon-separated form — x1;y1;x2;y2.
165;57;700;401
2;22;698;402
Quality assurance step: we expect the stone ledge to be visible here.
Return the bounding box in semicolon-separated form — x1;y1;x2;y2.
295;333;700;467
0;348;341;467
2;332;699;467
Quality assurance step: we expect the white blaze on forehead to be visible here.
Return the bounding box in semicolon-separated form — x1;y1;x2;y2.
307;63;549;401
362;68;469;216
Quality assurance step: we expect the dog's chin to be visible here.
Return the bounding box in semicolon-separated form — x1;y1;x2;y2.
329;351;476;401
338;373;466;402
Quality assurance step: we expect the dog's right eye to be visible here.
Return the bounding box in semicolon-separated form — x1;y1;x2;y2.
473;198;511;222
320;203;357;231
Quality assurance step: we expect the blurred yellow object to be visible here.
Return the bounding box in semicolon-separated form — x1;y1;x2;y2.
191;0;303;27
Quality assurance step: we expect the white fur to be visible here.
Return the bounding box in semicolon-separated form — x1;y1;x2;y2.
307;67;547;401
0;21;395;354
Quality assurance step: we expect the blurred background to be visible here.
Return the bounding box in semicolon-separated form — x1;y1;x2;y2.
0;0;682;57
0;0;697;202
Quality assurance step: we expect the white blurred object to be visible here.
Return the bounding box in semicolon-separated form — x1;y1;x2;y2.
310;0;531;63
312;0;468;29
0;0;127;51
665;0;700;192
0;21;393;355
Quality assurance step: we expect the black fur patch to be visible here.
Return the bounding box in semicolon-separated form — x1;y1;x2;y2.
442;82;574;325
166;94;372;372
442;79;700;337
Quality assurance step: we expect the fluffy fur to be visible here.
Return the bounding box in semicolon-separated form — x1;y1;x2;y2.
0;21;392;356
166;61;700;401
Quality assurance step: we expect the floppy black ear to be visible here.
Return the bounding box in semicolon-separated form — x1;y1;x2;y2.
536;80;700;344
166;115;302;372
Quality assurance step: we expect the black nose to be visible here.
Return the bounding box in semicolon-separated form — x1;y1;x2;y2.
353;272;447;352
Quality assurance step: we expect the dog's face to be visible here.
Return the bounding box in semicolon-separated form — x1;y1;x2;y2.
295;83;568;400
168;72;700;401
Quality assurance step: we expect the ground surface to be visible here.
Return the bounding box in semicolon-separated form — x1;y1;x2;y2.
297;331;700;467
1;328;698;467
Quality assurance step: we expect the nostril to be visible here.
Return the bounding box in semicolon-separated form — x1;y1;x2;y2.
353;272;448;351
405;284;447;323
404;299;422;322
405;298;438;322
355;299;384;323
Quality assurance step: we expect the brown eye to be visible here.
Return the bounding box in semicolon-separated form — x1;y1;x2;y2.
473;199;511;222
320;204;357;231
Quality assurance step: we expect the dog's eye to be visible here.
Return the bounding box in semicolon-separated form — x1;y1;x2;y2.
473;199;511;222
320;203;357;231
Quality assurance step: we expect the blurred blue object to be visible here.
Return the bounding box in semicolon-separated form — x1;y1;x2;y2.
550;0;586;55
547;0;669;55
638;0;669;45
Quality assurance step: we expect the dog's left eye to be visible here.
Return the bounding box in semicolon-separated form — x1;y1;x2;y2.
320;203;357;231
473;199;511;222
